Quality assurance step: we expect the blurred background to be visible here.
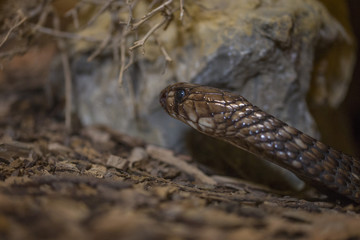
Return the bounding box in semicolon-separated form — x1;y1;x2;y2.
345;0;360;152
0;0;359;152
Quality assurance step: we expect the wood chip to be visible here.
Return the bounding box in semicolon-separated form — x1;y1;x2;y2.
106;155;128;170
128;147;147;165
48;142;73;153
146;145;216;185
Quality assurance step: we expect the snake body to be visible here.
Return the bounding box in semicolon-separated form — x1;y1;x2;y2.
160;82;360;203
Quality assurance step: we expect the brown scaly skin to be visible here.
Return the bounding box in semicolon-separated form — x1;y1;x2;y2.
160;82;360;204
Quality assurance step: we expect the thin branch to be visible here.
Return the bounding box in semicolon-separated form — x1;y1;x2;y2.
60;47;73;132
118;30;127;86
117;0;137;86
124;50;134;71
0;10;27;48
129;16;169;51
155;36;172;62
53;9;73;132
34;25;101;42
179;0;184;20
112;36;121;64
125;0;134;27
87;34;112;61
131;0;173;30
86;0;114;27
65;6;81;29
32;4;53;33
153;35;172;74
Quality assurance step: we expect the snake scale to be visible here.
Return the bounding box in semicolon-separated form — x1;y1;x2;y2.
160;82;360;204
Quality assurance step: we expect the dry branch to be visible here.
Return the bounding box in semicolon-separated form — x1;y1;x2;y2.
34;26;101;42
51;7;73;132
0;10;27;48
88;34;112;61
131;0;173;30
129;16;169;51
179;0;184;20
1;0;186;129
118;29;128;86
86;0;114;27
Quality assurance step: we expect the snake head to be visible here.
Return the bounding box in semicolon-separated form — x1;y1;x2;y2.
160;82;243;136
160;82;192;121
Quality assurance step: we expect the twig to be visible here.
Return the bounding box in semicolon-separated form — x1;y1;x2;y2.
155;35;172;61
125;0;134;27
131;0;173;30
179;0;184;20
118;30;127;86
32;4;53;33
116;45;135;86
129;16;169;51
112;34;121;64
153;34;172;74
87;34;112;61
0;10;27;48
61;48;73;132
34;25;101;42
86;0;114;28
65;5;81;29
154;36;172;73
117;0;136;86
53;10;73;132
124;50;134;71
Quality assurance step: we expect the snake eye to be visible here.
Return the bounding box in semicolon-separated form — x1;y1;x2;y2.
174;88;186;104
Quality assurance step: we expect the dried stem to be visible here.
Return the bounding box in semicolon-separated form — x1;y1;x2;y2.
131;0;173;30
32;4;53;33
60;47;73;132
155;36;172;63
52;9;73;132
179;0;184;20
1;0;186;129
129;16;169;51
34;26;101;42
65;5;81;29
118;29;127;86
87;34;112;61
0;10;27;48
86;0;114;27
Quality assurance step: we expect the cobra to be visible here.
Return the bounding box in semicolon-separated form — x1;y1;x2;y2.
159;82;360;204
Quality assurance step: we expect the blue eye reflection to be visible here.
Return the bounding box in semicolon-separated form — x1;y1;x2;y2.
175;89;186;103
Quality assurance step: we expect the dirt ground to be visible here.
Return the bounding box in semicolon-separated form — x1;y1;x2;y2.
0;79;360;240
